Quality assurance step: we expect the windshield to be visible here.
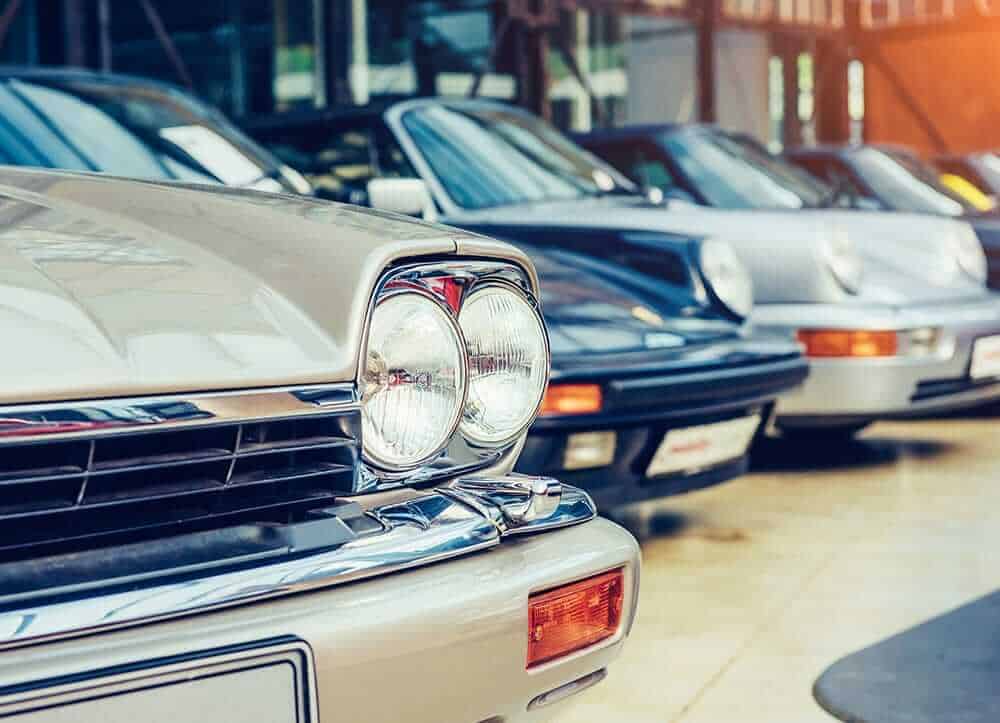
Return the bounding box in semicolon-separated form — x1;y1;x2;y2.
3;77;299;192
399;104;638;210
851;147;969;216
663;129;828;209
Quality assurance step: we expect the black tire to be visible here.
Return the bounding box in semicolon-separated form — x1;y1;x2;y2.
777;422;872;441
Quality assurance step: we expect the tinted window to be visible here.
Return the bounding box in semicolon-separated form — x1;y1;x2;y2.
851;148;968;216
400;103;637;210
662;130;825;209
261;120;417;201
2;77;294;191
587;138;679;191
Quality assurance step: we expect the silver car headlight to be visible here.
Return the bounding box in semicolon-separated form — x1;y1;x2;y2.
953;224;987;284
699;239;754;319
361;292;467;469
459;285;549;445
822;232;863;294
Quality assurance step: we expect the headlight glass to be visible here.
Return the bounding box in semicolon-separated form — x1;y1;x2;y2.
953;225;987;283
700;239;754;319
459;285;549;445
823;232;864;294
361;292;466;469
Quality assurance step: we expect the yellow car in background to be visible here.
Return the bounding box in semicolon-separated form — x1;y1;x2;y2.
940;171;997;212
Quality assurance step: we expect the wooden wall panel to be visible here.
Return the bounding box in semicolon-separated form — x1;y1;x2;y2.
863;31;1000;154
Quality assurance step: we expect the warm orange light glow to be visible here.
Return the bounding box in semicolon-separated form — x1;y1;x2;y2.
539;384;603;416
797;329;898;358
527;569;624;669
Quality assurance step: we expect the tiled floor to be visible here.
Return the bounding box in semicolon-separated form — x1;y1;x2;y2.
554;416;1000;722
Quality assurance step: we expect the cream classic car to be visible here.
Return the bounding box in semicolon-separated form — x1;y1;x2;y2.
0;167;640;722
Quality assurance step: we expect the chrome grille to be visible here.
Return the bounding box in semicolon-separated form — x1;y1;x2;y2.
0;409;360;562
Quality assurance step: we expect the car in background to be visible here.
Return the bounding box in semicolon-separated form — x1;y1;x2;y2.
786;144;1000;288
0;166;640;722
934;151;1000;202
0;66;312;193
247;100;1000;439
515;244;807;509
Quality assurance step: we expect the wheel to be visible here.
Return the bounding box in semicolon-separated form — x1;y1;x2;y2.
777;422;872;441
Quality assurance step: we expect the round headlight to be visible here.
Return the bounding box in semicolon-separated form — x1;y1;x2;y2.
953;224;987;284
823;232;864;294
361;292;466;469
459;285;549;445
700;239;754;319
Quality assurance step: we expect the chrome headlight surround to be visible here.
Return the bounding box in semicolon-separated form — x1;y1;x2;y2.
822;231;864;295
360;289;468;471
952;224;988;284
699;238;754;320
360;260;548;484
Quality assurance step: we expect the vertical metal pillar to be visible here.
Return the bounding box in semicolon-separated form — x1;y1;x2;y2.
326;0;353;105
62;0;85;67
697;0;718;123
228;0;247;116
97;0;110;71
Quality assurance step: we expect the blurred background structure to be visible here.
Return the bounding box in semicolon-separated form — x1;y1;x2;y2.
0;0;994;153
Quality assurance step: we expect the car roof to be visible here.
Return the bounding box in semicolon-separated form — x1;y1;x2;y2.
785;145;858;158
0;65;190;95
570;123;688;141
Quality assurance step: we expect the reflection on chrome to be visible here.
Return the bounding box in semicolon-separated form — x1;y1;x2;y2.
0;476;596;650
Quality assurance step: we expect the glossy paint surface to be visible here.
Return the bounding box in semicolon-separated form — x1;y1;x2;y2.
0;167;526;403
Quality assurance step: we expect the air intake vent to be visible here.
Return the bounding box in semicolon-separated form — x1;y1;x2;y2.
0;411;360;562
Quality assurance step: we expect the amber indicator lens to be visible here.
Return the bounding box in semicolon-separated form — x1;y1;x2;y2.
539;384;603;416
527;569;625;669
797;329;898;358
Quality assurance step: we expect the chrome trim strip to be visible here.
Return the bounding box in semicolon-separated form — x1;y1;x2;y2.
528;669;608;711
0;476;596;651
0;384;357;444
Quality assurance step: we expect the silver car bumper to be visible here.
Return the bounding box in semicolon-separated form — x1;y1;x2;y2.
0;479;640;723
756;296;1000;423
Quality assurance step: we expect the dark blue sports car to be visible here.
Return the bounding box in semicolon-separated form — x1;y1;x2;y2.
518;245;808;509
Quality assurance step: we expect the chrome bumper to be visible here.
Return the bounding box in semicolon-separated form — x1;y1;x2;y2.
755;297;1000;421
0;478;638;723
0;474;597;649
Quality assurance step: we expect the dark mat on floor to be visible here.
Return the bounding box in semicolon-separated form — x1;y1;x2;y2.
814;590;1000;722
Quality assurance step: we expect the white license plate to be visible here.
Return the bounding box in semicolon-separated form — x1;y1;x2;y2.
646;415;762;479
971;335;1000;380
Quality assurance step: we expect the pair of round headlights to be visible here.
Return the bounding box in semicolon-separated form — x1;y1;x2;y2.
361;284;549;470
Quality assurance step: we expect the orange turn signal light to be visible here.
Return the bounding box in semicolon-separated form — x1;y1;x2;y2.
539;384;603;416
797;329;898;358
527;569;625;668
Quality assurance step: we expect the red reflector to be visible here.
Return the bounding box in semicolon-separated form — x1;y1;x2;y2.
527;569;625;669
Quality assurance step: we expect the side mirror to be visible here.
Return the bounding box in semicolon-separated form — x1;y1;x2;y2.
367;178;438;222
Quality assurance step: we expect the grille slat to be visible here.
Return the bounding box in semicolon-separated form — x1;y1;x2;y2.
0;409;360;562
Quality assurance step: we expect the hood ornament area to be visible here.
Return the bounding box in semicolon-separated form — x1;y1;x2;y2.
446;474;594;535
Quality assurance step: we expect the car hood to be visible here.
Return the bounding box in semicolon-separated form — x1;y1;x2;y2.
453;198;988;306
0;168;511;404
526;246;740;359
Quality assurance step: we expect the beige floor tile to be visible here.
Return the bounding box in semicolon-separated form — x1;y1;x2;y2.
553;416;1000;722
